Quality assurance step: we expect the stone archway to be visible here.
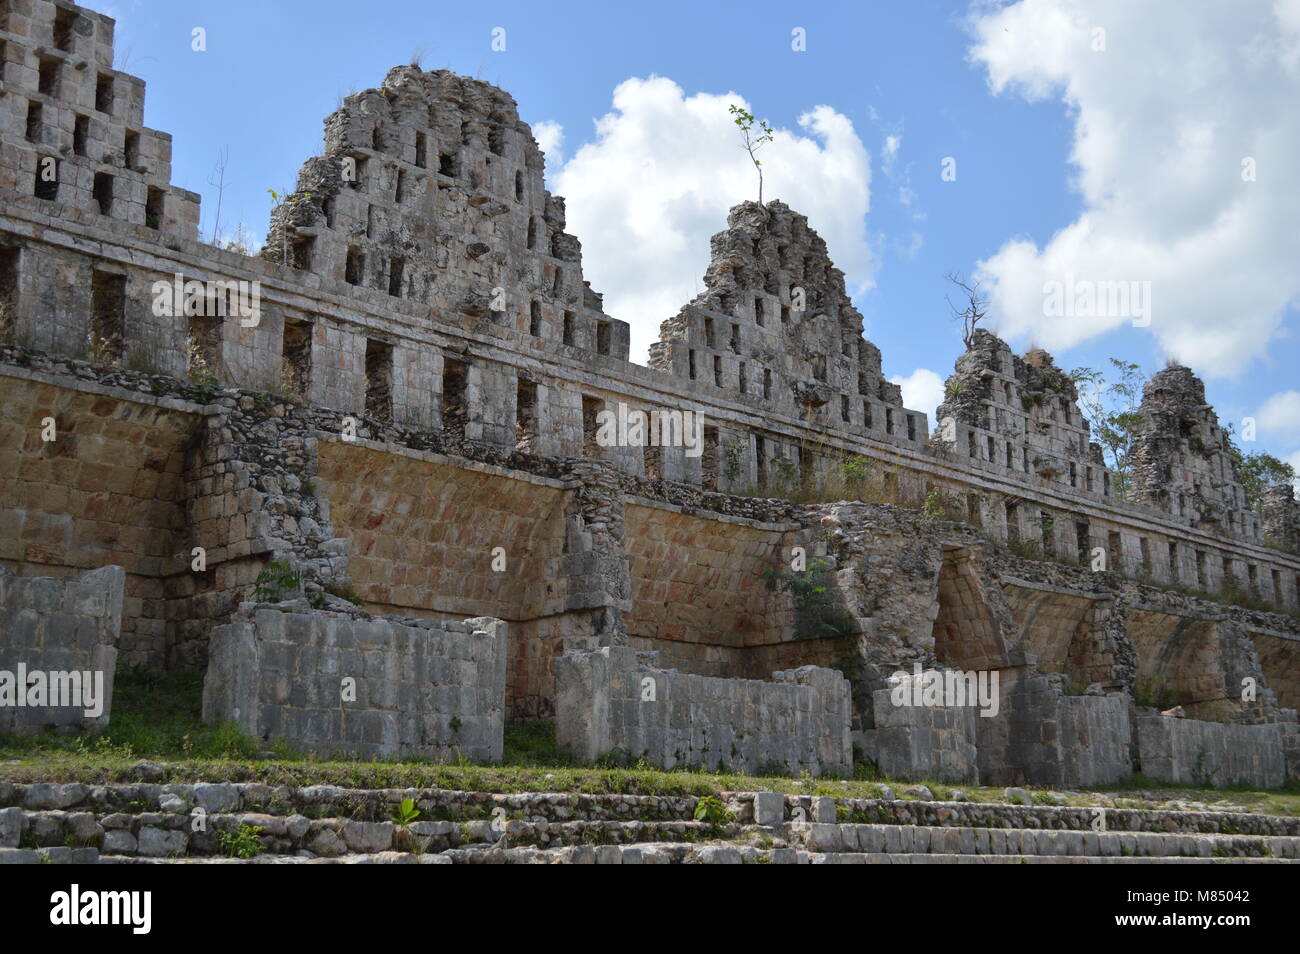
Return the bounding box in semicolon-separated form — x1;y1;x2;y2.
931;547;1010;671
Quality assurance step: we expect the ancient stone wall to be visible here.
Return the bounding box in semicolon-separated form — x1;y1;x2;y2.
555;646;852;776
1;0;1298;789
970;667;1130;788
936;330;1106;502
1135;715;1287;789
649;201;928;489
622;502;794;659
3;0;1297;619
0;359;201;664
0;0;199;239
858;685;981;783
1131;366;1254;538
855;665;1131;788
0;564;123;734
1261;484;1300;554
202;604;507;761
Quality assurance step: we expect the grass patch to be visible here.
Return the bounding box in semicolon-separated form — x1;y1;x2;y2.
0;667;297;762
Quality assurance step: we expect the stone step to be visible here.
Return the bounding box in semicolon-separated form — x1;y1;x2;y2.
0;846;102;864
87;846;1299;865
807;853;1297;865
734;793;1300;836
11;803;1300;863
0;781;701;825
792;822;1300;859
5;782;1297;860
3;807;736;858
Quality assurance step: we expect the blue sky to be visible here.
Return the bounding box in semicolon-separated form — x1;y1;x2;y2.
103;0;1300;470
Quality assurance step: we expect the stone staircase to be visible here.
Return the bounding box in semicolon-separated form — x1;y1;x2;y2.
1;781;1296;864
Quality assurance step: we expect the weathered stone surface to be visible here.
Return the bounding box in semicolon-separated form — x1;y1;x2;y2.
203;606;507;762
0;0;1297;794
555;646;852;776
0;566;122;735
1136;716;1286;788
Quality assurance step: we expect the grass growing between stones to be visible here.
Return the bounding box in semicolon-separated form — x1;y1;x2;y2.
1;670;1298;814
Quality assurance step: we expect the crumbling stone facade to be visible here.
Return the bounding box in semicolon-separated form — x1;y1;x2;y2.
1;0;1298;787
1131;366;1256;539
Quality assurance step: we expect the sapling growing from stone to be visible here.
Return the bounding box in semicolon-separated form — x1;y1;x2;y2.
729;105;775;204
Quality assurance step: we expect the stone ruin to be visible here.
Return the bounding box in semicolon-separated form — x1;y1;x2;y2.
1;0;1298;785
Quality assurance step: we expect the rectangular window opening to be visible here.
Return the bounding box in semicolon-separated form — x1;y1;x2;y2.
93;172;113;216
0;246;19;340
89;270;126;366
95;73;114;114
38;57;59;96
515;378;538;454
442;358;469;441
364;338;393;422
54;7;77;51
581;395;604;458
292;236;315;271
281;316;313;399
702;426;720;491
345;247;364;286
387;256;404;296
25;102;42;143
145;187;164;229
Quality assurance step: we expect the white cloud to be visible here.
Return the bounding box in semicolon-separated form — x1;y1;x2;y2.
1286;450;1300;487
968;0;1300;377
890;368;947;422
531;120;565;170
541;76;872;362
1255;389;1300;445
883;134;902;165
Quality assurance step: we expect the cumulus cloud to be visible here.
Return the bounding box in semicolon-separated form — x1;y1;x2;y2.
1255;389;1300;445
540;76;872;362
967;0;1300;377
1287;451;1300;486
531;120;565;170
890;368;947;422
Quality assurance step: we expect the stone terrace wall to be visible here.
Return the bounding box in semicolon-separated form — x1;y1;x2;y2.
202;604;507;762
555;645;852;776
856;667;1131;788
858;686;980;784
0;564;123;734
1056;693;1134;789
976;668;1132;788
1135;715;1287;789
